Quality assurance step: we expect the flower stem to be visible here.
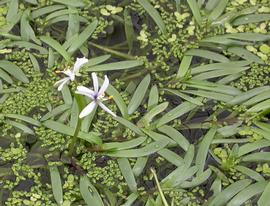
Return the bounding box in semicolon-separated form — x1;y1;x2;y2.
68;117;82;156
68;94;84;156
89;42;136;60
150;168;169;206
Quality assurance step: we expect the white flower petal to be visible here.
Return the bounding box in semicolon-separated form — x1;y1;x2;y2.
91;72;99;93
76;86;95;96
98;75;109;97
79;101;97;118
54;78;70;91
98;102;116;117
73;57;88;73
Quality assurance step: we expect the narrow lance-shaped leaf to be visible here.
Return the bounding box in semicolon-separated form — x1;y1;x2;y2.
187;0;202;25
208;0;228;21
80;175;104;206
40;36;70;61
85;60;143;72
106;140;169;158
117;158;137;192
195;126;217;175
124;9;135;52
227;181;267;206
0;60;29;83
49;166;63;205
209;179;252;206
128;74;151;115
258;181;270;206
68;20;98;54
176;55;192;79
137;0;166;34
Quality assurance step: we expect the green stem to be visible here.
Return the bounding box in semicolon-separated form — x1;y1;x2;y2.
68;94;84;156
89;42;136;60
68;118;82;156
151;168;169;206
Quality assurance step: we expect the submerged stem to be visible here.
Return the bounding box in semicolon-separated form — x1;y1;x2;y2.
89;42;136;60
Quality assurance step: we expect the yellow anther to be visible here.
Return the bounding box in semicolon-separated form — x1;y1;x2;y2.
108;95;113;100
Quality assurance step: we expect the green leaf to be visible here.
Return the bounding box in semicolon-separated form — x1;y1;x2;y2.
138;102;168;127
243;90;270;106
6;41;48;54
228;181;267;206
86;55;111;67
106;140;169;158
235;165;264;182
40;36;70;61
228;86;270;105
0;68;13;84
184;144;195;167
61;86;73;105
233;14;270;26
187;0;202;25
191;61;249;75
186;49;229;62
247;99;270;112
195;126;217;174
68;20;98;54
156;100;200;127
32;5;66;18
158;125;190;151
52;0;85;7
102;136;147;151
124;9;135;52
176;55;192;78
157;148;184;166
132;157;148;177
242;152;270;162
117;158;137;192
69;97;79;128
163;89;203;106
85;60;143;71
192;66;249;80
6;0;18;23
128;74;151;115
114;116;145;136
180;168;212;188
209;179;252;206
4;114;41;126
80;175;104;206
186;80;242;95
258;181;270;206
182;90;233;102
49;166;63;205
238;139;270;157
228;47;264;64
137;0;166;34
43;120;102;145
162;165;198;187
0;60;29;83
148;85;159;109
29;53;40;72
41;104;71;121
208;0;228;21
122;193;139;206
6;120;34;135
20;9;40;45
142;129;175;146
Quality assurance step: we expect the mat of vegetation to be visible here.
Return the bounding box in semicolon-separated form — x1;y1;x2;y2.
0;0;270;205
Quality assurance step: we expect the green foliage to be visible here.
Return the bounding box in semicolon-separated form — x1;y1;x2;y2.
1;0;270;205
